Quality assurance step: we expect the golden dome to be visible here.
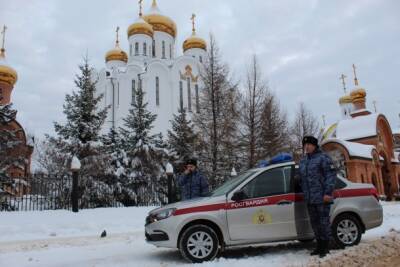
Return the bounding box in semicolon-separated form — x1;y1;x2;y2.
105;27;128;63
183;34;206;52
127;17;154;38
350;88;366;103
143;0;177;38
105;46;128;63
339;95;352;104
0;50;18;86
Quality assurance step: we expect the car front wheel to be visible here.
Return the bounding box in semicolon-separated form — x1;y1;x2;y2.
179;224;220;263
332;214;362;247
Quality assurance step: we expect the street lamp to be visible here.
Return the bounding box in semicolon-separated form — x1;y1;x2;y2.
166;163;174;204
70;156;81;213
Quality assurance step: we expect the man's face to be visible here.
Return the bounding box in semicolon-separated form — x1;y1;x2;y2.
186;164;196;172
304;143;317;154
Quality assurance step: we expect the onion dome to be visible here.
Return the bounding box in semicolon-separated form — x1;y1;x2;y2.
0;49;18;86
143;0;177;38
127;17;154;38
105;27;128;63
350;88;366;104
183;14;206;52
338;95;352;105
183;34;206;52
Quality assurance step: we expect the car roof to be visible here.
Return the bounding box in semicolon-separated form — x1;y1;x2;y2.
252;161;295;172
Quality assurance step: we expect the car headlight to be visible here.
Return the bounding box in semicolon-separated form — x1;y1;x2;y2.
148;208;176;224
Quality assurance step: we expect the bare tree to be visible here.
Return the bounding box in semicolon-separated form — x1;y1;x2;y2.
258;93;290;159
239;55;267;168
290;102;320;154
193;34;240;187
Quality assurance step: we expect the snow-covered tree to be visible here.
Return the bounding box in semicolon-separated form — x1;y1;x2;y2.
104;84;167;205
52;57;108;161
167;107;198;168
0;104;24;181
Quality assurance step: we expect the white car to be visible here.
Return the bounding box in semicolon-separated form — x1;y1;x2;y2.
145;161;383;263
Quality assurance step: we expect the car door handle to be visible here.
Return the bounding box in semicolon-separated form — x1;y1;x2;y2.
277;200;293;205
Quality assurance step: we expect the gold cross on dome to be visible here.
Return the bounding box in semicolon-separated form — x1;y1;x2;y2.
191;14;196;34
352;64;359;86
1;25;7;54
115;26;120;47
339;74;347;94
138;0;143;16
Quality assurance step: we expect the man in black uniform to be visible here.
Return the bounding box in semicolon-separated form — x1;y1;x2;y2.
299;136;337;258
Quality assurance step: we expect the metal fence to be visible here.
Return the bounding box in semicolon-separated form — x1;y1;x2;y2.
0;174;169;212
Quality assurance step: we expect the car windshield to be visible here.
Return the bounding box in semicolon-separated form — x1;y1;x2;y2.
209;170;257;197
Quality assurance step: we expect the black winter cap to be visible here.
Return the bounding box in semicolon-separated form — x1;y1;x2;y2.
302;136;319;147
185;158;198;166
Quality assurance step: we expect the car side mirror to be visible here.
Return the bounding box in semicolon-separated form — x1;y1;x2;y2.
231;190;246;202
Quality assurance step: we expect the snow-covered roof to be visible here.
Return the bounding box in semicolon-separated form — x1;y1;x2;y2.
322;138;376;159
336;113;379;141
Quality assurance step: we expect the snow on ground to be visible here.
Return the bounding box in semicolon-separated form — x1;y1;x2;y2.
0;202;399;267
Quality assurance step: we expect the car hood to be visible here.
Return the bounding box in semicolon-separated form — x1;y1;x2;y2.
148;196;225;215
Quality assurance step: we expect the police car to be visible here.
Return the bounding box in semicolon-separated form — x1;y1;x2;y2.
145;156;383;263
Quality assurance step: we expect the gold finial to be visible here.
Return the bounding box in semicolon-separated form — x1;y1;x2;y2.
1;25;7;58
352;64;359;86
373;100;377;113
339;74;347;94
115;26;120;47
138;0;143;17
191;14;196;35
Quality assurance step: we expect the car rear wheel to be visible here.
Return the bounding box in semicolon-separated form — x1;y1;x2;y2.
179;224;219;263
332;214;362;247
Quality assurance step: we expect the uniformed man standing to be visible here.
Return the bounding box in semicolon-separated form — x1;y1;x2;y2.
299;136;336;258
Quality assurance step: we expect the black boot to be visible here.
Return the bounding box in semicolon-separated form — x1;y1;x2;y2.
310;239;321;256
319;240;330;258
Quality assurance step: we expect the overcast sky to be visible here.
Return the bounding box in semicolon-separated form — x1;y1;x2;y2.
1;0;400;138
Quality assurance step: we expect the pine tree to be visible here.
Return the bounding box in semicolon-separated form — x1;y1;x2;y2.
0;104;23;181
52;57;108;160
167;107;198;167
109;84;167;205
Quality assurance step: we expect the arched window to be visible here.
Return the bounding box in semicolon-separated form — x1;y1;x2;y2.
156;76;160;106
143;43;147;56
199;56;203;63
152;39;156;57
169;44;172;59
131;80;136;104
117;82;120;106
195;84;199;113
135;42;139;56
187;77;192;112
179;81;183;110
130;44;133;56
162;41;166;59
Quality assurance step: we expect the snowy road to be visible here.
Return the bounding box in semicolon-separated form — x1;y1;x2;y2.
0;202;399;267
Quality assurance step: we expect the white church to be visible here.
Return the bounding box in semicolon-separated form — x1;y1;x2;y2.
95;0;207;136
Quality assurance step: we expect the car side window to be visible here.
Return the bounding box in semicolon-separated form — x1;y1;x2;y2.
242;167;290;199
335;177;347;189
